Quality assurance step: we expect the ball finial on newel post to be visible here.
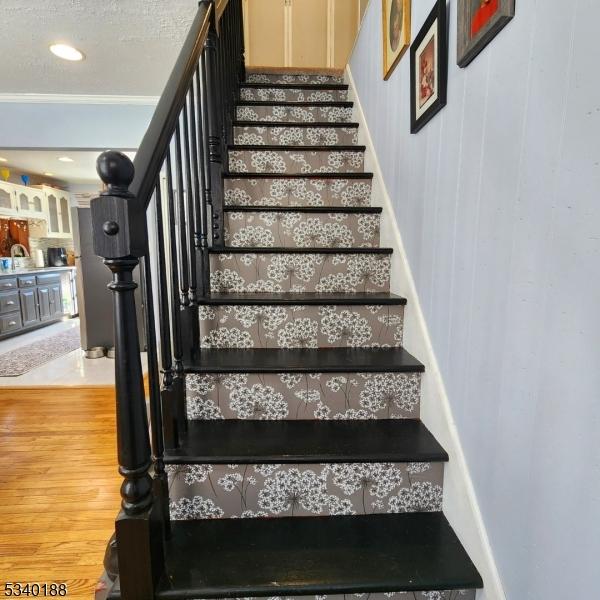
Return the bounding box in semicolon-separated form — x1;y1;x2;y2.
97;150;135;197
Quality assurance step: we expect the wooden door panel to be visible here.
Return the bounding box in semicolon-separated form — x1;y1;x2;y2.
333;0;359;68
245;0;286;67
291;0;328;67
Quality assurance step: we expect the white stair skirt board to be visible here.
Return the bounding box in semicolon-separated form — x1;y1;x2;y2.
345;65;506;600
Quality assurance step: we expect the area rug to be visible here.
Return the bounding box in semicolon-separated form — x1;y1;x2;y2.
0;327;81;377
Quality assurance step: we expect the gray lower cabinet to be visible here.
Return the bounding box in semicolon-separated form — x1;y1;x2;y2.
19;289;38;327
0;312;22;335
50;284;63;318
37;287;52;321
0;271;67;338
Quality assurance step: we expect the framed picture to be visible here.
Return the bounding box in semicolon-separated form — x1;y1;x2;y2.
409;0;447;134
382;0;411;80
457;0;515;67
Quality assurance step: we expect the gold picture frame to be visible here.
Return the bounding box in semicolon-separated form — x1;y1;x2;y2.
382;0;411;80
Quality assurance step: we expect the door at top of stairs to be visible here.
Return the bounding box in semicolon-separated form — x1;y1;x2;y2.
243;0;366;69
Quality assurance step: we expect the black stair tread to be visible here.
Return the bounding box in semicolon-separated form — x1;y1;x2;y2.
241;82;349;90
224;205;381;214
185;347;425;374
199;291;406;305
154;513;482;599
209;247;392;254
234;120;359;128
229;144;365;151
224;171;373;179
237;100;354;107
165;419;447;464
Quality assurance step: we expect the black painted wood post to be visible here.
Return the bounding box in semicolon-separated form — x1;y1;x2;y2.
238;0;246;83
165;150;188;442
91;151;164;599
202;0;225;250
197;62;212;295
153;180;178;450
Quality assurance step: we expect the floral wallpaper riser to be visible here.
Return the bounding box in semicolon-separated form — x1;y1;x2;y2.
199;304;404;349
168;462;444;519
237;105;353;123
200;305;404;348
186;372;421;420
246;74;345;84
225;178;373;208
234;126;358;146
240;88;348;102
224;212;380;248
210;253;391;294
229;150;364;175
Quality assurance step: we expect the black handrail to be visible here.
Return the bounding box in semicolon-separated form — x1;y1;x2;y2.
90;1;244;597
130;3;211;209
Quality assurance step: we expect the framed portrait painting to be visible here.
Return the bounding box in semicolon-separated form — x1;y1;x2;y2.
382;0;411;80
409;0;447;134
457;0;515;67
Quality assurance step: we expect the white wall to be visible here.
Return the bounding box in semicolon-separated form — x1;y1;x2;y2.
350;1;600;599
0;101;155;149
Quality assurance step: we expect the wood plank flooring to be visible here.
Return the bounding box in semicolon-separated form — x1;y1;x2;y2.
0;387;120;599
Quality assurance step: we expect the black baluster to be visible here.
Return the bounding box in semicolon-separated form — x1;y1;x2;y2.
91;151;164;599
197;62;212;294
140;249;170;539
166;149;187;440
153;180;178;451
203;2;225;249
174;122;190;306
182;99;197;306
238;0;246;83
181;98;201;361
189;72;210;298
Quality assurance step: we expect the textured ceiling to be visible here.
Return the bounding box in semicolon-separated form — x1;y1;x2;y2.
0;0;198;95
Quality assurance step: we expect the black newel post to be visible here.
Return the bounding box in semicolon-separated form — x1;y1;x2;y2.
91;151;164;600
202;0;225;249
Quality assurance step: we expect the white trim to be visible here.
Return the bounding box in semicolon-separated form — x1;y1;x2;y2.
346;63;506;600
0;93;159;106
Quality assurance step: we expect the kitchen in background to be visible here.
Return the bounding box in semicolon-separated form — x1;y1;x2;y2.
0;169;78;341
0;151;145;355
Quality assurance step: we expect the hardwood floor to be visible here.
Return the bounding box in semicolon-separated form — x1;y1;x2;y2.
0;387;120;599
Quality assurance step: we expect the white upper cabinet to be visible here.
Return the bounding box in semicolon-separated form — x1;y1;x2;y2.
42;186;72;238
0;182;18;217
13;184;45;220
0;182;73;239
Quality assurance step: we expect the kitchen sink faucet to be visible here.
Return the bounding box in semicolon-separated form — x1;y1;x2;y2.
10;244;30;271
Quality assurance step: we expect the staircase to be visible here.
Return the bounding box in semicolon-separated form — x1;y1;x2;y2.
91;3;482;599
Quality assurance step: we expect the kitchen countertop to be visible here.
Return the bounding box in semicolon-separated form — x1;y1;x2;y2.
0;266;76;277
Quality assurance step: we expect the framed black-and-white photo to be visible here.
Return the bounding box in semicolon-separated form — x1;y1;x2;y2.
410;0;448;134
457;0;515;68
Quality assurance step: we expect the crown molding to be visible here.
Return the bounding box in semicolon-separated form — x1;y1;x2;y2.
0;93;159;105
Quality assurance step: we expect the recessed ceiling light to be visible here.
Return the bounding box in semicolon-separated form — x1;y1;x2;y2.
58;156;74;163
49;44;85;62
44;172;54;177
0;157;7;163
